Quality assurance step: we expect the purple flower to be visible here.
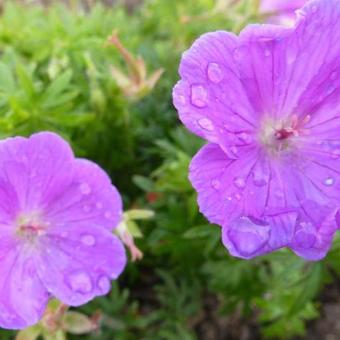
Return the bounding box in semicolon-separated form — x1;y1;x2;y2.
173;0;340;261
260;0;307;26
0;132;126;329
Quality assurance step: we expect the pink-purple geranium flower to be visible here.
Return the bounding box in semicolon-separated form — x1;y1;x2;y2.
173;0;340;261
260;0;307;26
0;132;126;329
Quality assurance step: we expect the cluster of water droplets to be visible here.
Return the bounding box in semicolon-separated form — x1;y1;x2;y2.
67;271;111;298
78;182;114;221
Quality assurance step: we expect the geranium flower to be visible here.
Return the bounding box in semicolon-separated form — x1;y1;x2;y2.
0;132;126;329
173;0;340;261
260;0;307;26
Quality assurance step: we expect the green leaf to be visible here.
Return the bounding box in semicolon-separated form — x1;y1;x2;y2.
42;70;73;106
62;311;95;335
15;325;41;340
0;62;16;93
16;63;36;98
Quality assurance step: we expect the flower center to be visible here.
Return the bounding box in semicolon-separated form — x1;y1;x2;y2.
259;114;310;155
16;212;47;241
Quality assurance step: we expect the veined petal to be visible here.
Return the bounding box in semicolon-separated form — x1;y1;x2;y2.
37;224;126;306
173;31;258;147
0;237;49;329
45;159;123;231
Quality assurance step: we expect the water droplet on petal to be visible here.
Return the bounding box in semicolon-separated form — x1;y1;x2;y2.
323;177;334;186
236;132;252;145
69;271;92;294
233;46;248;61
264;49;271;57
83;205;92;213
331;71;337;80
207;62;224;83
327;85;335;95
79;183;91;195
104;211;112;219
227;216;270;257
177;95;186;105
286;48;297;65
311;5;318;13
233;177;246;189
295;230;316;248
211;180;221;190
81;234;96;246
331;150;340;159
225;146;238;159
96;202;103;209
98;276;111;294
190;85;208;108
61;231;68;238
234;193;242;201
198;118;214;132
252;171;268;187
275;190;284;200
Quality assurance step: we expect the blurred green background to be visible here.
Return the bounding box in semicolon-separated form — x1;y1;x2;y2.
1;0;340;339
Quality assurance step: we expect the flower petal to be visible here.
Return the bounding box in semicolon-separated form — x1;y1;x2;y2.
222;210;298;259
290;200;337;260
45;159;122;231
0;236;49;329
0;132;74;213
37;225;126;306
237;0;340;121
173;31;257;147
189;143;304;224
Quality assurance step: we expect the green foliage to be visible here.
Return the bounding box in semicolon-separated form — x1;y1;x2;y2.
0;1;338;339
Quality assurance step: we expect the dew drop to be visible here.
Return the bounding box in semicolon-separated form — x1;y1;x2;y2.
233;46;248;61
79;183;91;195
104;211;112;219
211;180;221;190
190;85;208;108
68;271;92;294
97;276;111;294
96;202;103;209
274;190;284;200
233;177;246;189
264;49;271;57
331;150;340;159
226;146;238;159
177;95;186;105
286;48;297;65
234;193;242;201
324;177;334;186
61;231;68;238
252;171;268;187
207;62;224;83
327;85;335;95
227;217;270;257
295;230;316;248
198;118;214;131
81;234;96;246
83;205;92;213
236;132;252;145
